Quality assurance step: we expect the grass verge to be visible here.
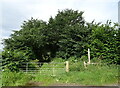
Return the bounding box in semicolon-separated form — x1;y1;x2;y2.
2;60;119;86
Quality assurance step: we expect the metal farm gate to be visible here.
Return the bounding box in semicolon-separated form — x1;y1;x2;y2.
19;61;68;76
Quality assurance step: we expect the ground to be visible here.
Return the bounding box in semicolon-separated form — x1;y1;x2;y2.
24;81;119;86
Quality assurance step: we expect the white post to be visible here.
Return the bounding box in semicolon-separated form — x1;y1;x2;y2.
26;63;28;73
66;61;69;72
88;48;90;64
84;61;87;68
52;64;55;76
40;63;41;74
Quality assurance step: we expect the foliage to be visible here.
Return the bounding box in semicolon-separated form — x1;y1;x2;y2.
88;21;120;64
2;9;120;71
2;49;39;71
2;69;33;86
2;60;119;86
58;65;118;86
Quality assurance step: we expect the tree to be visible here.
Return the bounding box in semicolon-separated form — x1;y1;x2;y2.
47;9;88;59
2;9;120;71
88;21;120;64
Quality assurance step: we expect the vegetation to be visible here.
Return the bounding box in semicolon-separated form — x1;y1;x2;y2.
2;58;119;86
1;9;120;86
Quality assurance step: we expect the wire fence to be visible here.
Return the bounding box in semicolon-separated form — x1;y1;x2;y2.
19;62;66;76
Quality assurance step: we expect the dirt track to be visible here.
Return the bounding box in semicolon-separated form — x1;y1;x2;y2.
24;81;119;86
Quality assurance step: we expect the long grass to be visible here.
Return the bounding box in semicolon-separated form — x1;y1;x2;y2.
2;58;119;86
56;64;119;86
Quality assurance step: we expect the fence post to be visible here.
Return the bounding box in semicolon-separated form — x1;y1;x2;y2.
26;63;28;73
84;61;87;68
40;63;41;74
88;48;90;64
52;64;55;76
66;61;69;72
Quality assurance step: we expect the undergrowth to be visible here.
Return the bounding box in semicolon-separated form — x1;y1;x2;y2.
2;58;119;86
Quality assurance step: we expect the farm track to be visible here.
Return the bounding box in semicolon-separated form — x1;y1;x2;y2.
24;81;119;87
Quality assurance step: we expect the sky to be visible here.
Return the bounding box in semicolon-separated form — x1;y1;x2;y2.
0;0;119;50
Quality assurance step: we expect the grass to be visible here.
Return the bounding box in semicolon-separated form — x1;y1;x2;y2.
2;70;33;86
57;65;118;86
2;58;119;86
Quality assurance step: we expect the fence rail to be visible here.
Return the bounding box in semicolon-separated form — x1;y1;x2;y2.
19;61;69;76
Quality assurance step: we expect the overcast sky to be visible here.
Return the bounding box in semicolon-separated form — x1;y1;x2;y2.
0;0;119;49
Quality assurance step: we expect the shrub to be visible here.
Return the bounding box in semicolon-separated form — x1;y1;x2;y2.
2;69;33;86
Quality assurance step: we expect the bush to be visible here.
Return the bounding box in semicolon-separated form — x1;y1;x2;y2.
69;62;85;71
2;59;119;86
2;69;33;86
69;56;87;71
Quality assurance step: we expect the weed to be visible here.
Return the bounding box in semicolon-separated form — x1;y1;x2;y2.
2;58;119;86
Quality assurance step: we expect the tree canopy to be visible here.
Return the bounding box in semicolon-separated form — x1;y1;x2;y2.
2;9;120;71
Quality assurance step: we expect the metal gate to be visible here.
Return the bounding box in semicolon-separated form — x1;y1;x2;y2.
19;62;66;76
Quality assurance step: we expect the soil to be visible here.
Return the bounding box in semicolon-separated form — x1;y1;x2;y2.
24;81;119;87
24;81;44;86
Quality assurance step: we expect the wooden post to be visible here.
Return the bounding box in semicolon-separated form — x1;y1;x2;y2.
52;64;55;76
26;63;28;73
66;61;69;72
40;63;41;74
88;48;90;64
84;61;87;68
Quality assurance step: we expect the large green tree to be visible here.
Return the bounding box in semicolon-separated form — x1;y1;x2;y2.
2;9;120;71
88;21;120;64
47;9;88;59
